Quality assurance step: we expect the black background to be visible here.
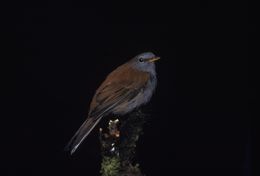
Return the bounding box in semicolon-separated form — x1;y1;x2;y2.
1;1;252;176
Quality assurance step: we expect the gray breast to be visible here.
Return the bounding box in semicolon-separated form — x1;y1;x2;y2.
113;74;157;115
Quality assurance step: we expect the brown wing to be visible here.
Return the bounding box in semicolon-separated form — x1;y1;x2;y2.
89;65;150;118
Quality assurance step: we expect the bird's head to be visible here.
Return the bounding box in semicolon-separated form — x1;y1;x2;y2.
129;52;160;74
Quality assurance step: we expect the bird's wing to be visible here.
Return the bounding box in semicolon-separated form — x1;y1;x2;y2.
89;82;140;118
89;68;150;118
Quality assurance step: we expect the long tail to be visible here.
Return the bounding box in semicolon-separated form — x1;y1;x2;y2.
65;116;102;155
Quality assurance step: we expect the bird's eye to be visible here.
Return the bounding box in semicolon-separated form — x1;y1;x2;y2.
139;58;144;62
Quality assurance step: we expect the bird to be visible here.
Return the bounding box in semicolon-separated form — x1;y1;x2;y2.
65;52;160;155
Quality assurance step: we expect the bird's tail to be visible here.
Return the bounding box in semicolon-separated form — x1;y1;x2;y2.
65;116;102;155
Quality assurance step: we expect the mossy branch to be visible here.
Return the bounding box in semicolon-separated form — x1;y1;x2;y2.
99;110;147;176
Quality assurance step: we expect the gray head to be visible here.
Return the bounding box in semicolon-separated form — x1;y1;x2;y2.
129;52;160;74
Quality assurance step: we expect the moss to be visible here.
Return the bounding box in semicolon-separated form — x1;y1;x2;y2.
100;156;120;176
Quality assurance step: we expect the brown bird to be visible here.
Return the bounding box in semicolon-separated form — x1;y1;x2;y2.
65;52;160;154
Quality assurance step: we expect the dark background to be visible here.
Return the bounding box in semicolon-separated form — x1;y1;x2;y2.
1;1;252;176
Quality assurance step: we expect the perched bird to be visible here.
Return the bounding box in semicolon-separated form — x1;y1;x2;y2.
65;52;160;154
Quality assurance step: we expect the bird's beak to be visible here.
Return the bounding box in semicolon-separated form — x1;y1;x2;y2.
148;57;160;62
